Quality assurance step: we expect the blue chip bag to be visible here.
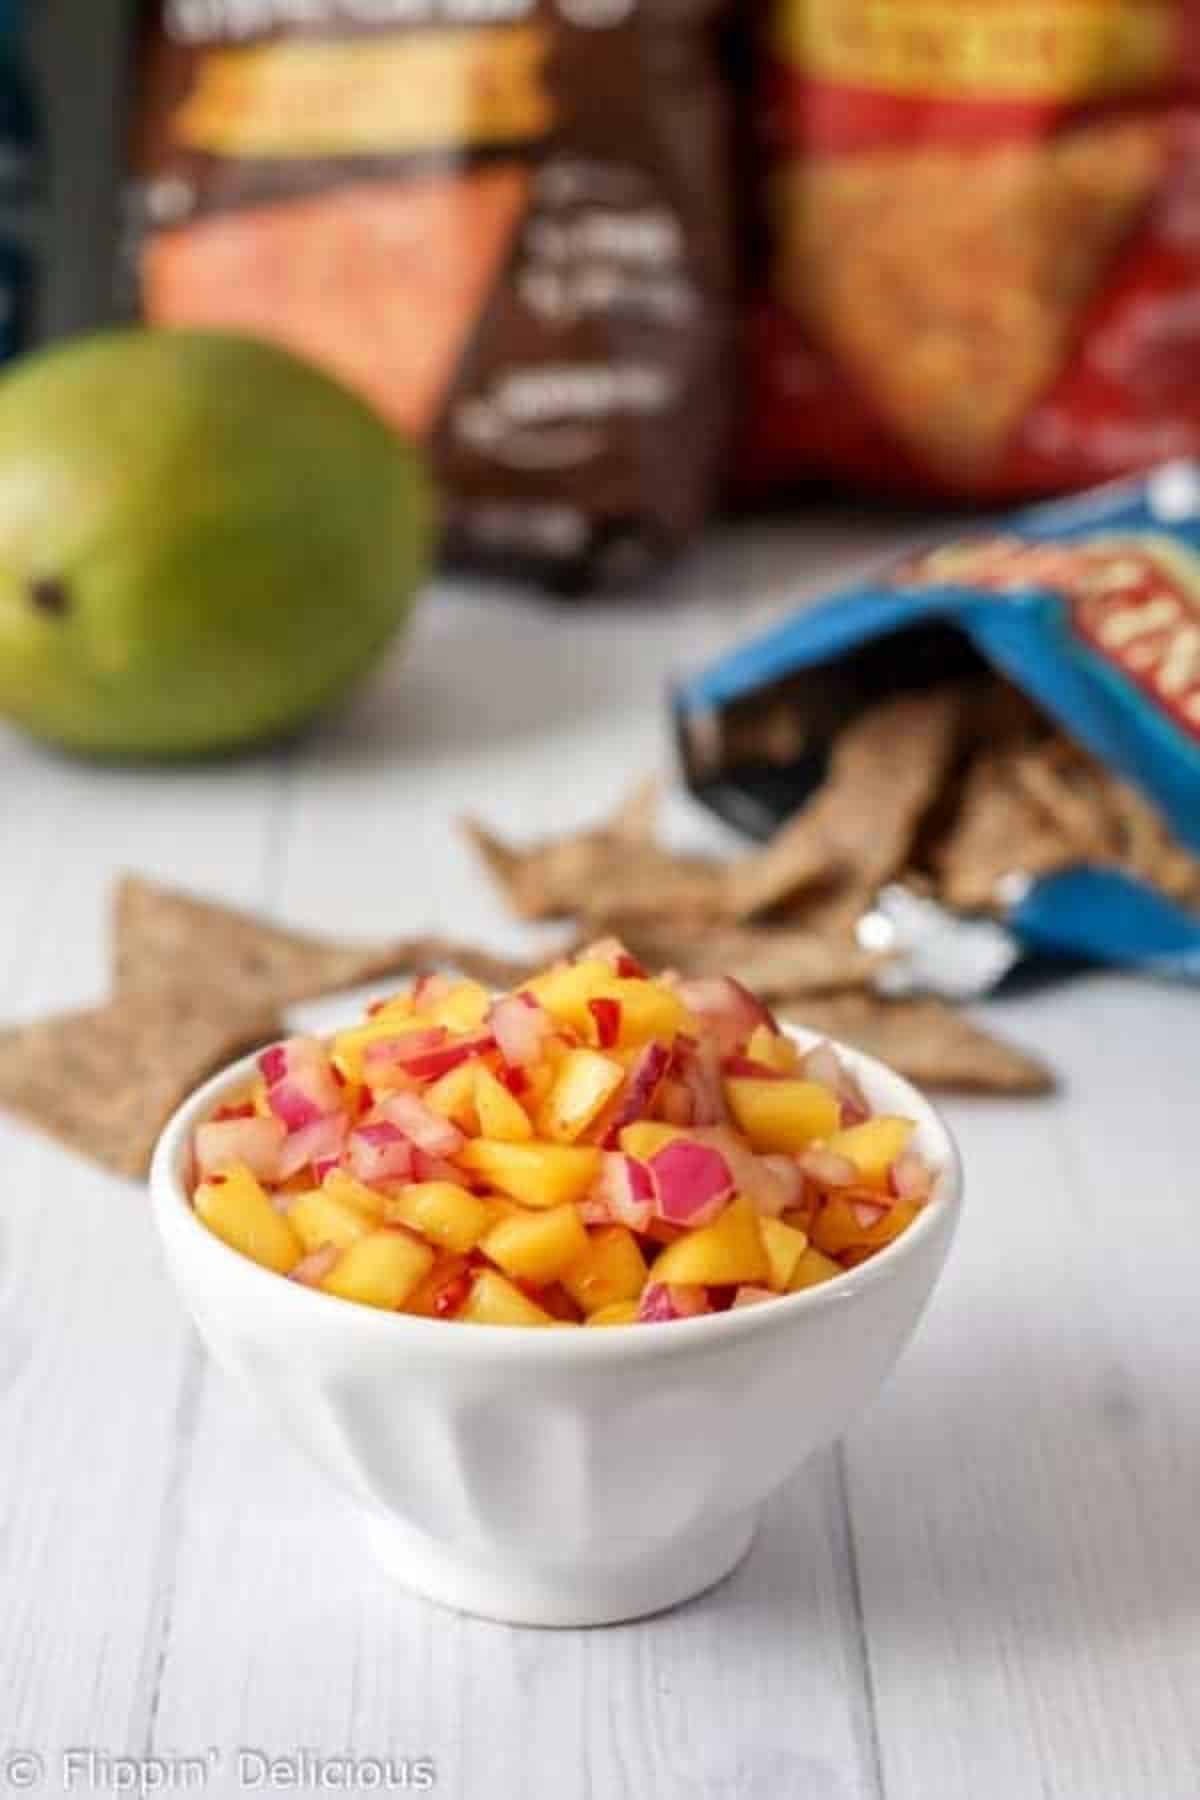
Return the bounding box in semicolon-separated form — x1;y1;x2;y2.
675;465;1200;981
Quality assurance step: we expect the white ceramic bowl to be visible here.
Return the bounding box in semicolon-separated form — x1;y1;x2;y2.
151;1030;961;1627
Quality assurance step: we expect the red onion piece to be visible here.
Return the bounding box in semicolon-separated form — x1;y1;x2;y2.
276;1111;349;1181
799;1146;858;1189
376;1090;465;1157
412;972;453;1012
586;1152;655;1231
638;1282;709;1323
676;1039;728;1127
598;1039;671;1146
677;976;778;1052
889;1149;934;1202
346;1122;414;1184
721;1055;785;1080
851;1199;891;1230
491;993;554;1067
732;1284;775;1308
195;1115;286;1182
289;1245;340;1287
647;1139;734;1226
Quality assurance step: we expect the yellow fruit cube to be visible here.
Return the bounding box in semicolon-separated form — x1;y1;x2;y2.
481;1203;589;1284
537;1048;625;1143
810;1196;919;1258
474;1064;534;1142
759;1216;809;1290
321;1228;433;1310
456;1139;601;1209
460;1269;555;1326
746;1025;798;1073
561;1226;647;1314
618;1121;684;1161
648;1195;769;1287
424;1060;480;1132
289;1189;374;1254
322;1168;386;1221
824;1117;915;1189
724;1078;840;1152
383;1181;490;1254
194;1164;302;1275
586;1300;640;1327
527;961;689;1045
426;980;491;1032
788;1246;842;1292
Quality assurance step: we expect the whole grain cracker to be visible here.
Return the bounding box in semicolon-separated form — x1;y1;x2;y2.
779;992;1053;1094
0;989;282;1179
596;920;882;997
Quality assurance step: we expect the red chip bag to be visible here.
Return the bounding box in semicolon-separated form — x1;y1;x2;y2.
741;0;1200;501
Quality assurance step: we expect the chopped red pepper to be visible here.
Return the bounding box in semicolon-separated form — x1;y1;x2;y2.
588;997;622;1048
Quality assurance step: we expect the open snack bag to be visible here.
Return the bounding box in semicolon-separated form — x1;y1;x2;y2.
675;465;1200;985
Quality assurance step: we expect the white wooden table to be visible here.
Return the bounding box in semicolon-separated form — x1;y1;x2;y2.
2;520;1198;1800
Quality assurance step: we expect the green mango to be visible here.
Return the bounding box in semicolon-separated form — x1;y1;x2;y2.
0;329;434;757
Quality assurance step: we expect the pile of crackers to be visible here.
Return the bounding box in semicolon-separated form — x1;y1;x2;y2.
464;681;1199;1098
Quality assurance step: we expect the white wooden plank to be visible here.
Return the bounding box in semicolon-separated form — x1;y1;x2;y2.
845;977;1200;1800
0;729;283;1751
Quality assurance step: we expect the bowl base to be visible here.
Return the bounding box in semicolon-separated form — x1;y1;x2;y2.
363;1507;760;1628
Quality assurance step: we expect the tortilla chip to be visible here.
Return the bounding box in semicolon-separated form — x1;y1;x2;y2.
597;921;881;997
0;991;282;1179
779;992;1053;1094
463;782;731;924
114;876;535;1006
1103;773;1200;903
142;165;529;439
932;747;1079;910
733;688;964;926
773;118;1164;471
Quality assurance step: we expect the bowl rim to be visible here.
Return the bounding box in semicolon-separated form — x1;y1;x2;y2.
150;1024;963;1362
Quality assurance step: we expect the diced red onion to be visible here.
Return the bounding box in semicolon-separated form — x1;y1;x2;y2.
289;1245;339;1287
598;1039;671;1146
412;972;453;1012
257;1044;288;1085
722;1055;785;1080
346;1122;414;1184
800;1146;858;1189
490;994;554;1067
638;1282;709;1323
732;1284;775;1308
276;1111;349;1181
647;1139;733;1226
410;1149;465;1185
374;1031;495;1083
586;1152;655;1231
676;1039;728;1127
260;1037;342;1130
760;1154;804;1210
376;1090;465;1157
851;1199;891;1230
677;976;778;1052
194;1115;286;1182
889;1149;934;1202
657;1079;694;1127
587;996;621;1049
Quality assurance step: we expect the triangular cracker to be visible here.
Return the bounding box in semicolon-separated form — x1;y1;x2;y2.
0;990;282;1179
779;992;1053;1095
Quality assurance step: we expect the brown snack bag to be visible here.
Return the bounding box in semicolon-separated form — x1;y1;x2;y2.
0;990;282;1179
130;0;733;590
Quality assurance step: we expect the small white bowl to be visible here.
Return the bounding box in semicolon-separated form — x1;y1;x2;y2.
151;1029;961;1627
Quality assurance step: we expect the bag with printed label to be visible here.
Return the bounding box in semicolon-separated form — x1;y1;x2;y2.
741;0;1200;503
129;0;734;589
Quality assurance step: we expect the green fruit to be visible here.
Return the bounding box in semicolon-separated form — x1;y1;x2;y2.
0;329;434;757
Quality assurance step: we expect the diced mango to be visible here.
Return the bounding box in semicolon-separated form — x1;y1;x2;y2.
788;1246;842;1292
426;980;491;1032
824;1117;915;1190
320;1228;433;1309
289;1188;374;1254
481;1203;589;1284
383;1181;490;1254
537;1048;625;1143
322;1168;386;1221
617;1121;684;1161
759;1215;809;1290
456;1139;600;1209
648;1195;769;1288
474;1064;533;1142
810;1196;920;1258
746;1025;798;1073
194;1164;302;1275
561;1226;648;1314
460;1269;556;1326
424;1060;480;1132
724;1078;840;1152
330;1014;432;1082
586;1300;640;1327
526;961;689;1045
